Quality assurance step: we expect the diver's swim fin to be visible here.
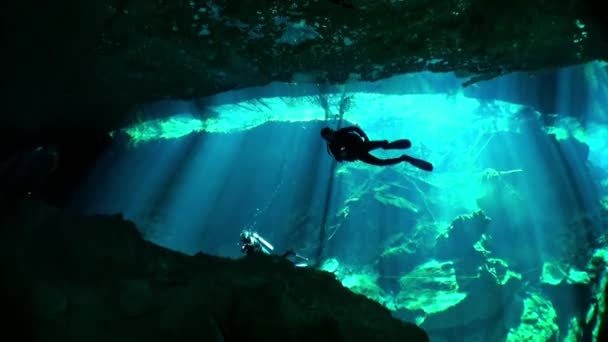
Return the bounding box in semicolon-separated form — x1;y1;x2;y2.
402;155;433;171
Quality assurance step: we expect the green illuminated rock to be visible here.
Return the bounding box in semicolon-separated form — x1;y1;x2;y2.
541;261;568;285
340;272;394;310
473;233;492;258
395;260;467;315
126;116;205;143
563;317;583;342
381;242;416;260
320;258;340;274
121;92;498;145
506;292;559;342
567;268;591;285
594;271;608;341
485;258;521;285
420;262;522;332
540;261;591;285
373;188;419;213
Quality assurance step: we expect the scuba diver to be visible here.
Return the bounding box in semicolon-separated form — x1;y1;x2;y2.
239;230;309;267
320;126;434;171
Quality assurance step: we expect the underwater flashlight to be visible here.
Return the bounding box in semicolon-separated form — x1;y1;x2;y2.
252;232;274;252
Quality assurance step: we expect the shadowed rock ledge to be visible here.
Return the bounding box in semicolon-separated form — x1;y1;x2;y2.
0;199;429;342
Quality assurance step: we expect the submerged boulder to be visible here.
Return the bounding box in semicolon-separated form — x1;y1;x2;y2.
435;211;491;273
395;260;468;319
506;292;559;342
540;261;592;286
419;262;522;332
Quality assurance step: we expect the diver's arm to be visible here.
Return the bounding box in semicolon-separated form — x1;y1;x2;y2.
346;126;369;141
334;148;346;162
327;143;342;161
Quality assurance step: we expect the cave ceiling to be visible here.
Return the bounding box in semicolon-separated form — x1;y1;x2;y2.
1;0;607;155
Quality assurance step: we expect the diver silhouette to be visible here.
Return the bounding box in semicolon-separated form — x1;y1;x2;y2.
320;126;433;171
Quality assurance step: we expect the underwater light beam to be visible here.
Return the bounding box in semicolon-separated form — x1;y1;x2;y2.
313;93;352;266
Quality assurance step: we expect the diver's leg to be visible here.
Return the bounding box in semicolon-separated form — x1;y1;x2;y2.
357;152;404;166
384;139;411;149
362;140;389;151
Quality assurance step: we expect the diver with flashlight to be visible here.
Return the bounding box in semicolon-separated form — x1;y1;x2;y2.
239;230;309;267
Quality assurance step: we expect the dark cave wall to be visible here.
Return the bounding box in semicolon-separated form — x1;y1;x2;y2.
1;0;123;155
0;131;114;208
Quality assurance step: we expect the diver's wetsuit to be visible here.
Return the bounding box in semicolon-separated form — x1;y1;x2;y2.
326;127;412;166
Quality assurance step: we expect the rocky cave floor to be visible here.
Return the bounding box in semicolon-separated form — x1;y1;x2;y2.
0;198;429;342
